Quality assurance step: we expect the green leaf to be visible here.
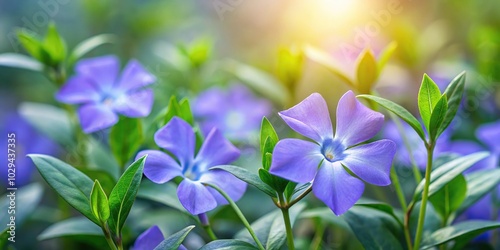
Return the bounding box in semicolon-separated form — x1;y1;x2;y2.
29;154;99;225
236;203;305;249
259;117;279;156
137;180;189;215
108;156;147;235
377;41;397;71
343;206;404;250
19;102;76;148
69;34;115;66
90;180;110;224
38;217;102;241
421;220;500;250
429;174;467;220
356;200;403;226
418;74;442;130
258;168;289;194
16;29;45;61
0;183;44;231
200;239;258;250
356;49;378;94
440;72;466;136
85;137;120;180
110;117;143;168
283;182;298;202
154;225;195;250
357;95;426;141
212;165;277;198
81;169;116;195
428;94;448;141
43;23;67;65
413;152;489;201
299;207;350;230
0;53;44;71
304;45;356;89
178;98;194;125
457;168;500;215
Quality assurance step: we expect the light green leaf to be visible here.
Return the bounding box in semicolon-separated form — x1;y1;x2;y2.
43;23;66;65
418;74;442;130
357;95;426;141
440;72;466;136
429;174;467;220
38;217;102;241
259;117;279;157
421;220;500;249
0;53;44;71
29;154;99;225
304;45;356;88
211;165;277;198
69;34;115;66
90;180;110;224
154;225;195;250
178;98;194;125
16;29;45;61
457;168;500;215
200;239;258;250
108;156;146;235
428;94;448;141
377;41;397;71
356;49;378;94
110;117;143;168
0;183;44;232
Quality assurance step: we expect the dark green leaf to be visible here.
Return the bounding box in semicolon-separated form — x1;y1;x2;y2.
0;53;44;71
377;41;397;71
29;154;99;225
457;168;500;215
260;117;279;154
0;183;44;231
43;23;66;65
212;165;277;198
429;174;467;220
69;34;115;66
440;72;466;136
418;74;442;130
284;182;298;202
356;49;378;94
90;180;110;224
154;225;195;250
38;217;102;241
110;117;143;168
357;95;426;141
421;220;500;250
356;200;403;226
258;168;289;194
304;45;356;89
108;156;146;234
200;239;258;250
428;94;448;141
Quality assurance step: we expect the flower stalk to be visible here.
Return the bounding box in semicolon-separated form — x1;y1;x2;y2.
279;192;295;250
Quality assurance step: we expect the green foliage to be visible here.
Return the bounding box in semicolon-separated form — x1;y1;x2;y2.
68;34;116;66
276;45;304;87
16;23;66;67
200;240;258;250
162;96;195;126
429;174;467;221
154;225;195;250
440;72;466;136
37;217;102;241
356;49;378;94
457;168;500;215
0;53;44;71
90;180;110;224
0;183;44;232
178;37;212;69
418;74;442;130
428;94;448;141
110;117;144;168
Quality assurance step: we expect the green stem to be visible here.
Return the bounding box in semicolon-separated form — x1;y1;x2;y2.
279;192;295;250
413;143;435;250
287;186;312;208
102;224;118;250
391;166;407;211
309;220;325;250
198;213;217;241
404;202;415;250
390;112;422;183
205;183;265;250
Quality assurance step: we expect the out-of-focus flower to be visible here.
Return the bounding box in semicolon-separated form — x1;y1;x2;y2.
136;117;246;215
133;225;187;250
1;114;58;187
269;91;396;215
56;55;156;133
193;84;271;142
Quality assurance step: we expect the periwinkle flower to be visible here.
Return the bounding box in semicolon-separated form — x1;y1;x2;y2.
56;55;156;133
133;225;187;250
193;84;271;141
136;117;247;215
269;91;396;215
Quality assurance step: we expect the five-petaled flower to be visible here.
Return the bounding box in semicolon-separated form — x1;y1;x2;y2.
136;117;247;215
56;55;156;133
269;91;396;215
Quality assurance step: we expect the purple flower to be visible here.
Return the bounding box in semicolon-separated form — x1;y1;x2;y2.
136;117;247;215
193;84;271;141
269;91;396;215
133;225;187;250
56;55;155;133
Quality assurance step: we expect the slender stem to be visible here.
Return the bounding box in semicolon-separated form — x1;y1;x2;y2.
390;113;422;183
287;186;312;208
198;213;217;241
102;224;118;250
413;143;435;250
205;183;265;250
309;220;325;250
404;202;415;250
279;192;295;250
390;166;407;210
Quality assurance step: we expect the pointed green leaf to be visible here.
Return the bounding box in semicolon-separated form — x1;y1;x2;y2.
356;49;378;94
421;220;500;249
377;41;397;71
69;34;115;66
28;154;99;225
163;96;181;125
457;168;500;215
440;72;466;136
284;182;298;202
38;217;102;241
304;45;356;88
260;117;278;155
0;53;44;71
357;94;426;141
258;168;289;193
356;200;403;226
262;152;272;170
154;225;195;250
429;94;448;141
90;180;110;224
418;74;442;130
108;156;147;234
110;117;143;168
200;239;258;250
211;165;277;198
179;98;194;125
429;174;467;220
16;29;44;61
43;23;67;65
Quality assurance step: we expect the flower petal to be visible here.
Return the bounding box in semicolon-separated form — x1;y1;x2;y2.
312;161;365;215
476;121;500;152
118;59;156;92
194;128;240;171
279;93;333;142
177;179;217;215
56;76;101;104
113;89;154;117
137;150;183;184
75;55;120;92
133;225;164;250
334;91;384;146
199;169;247;205
78;104;118;133
341;139;396;186
269;138;324;183
155;117;195;167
